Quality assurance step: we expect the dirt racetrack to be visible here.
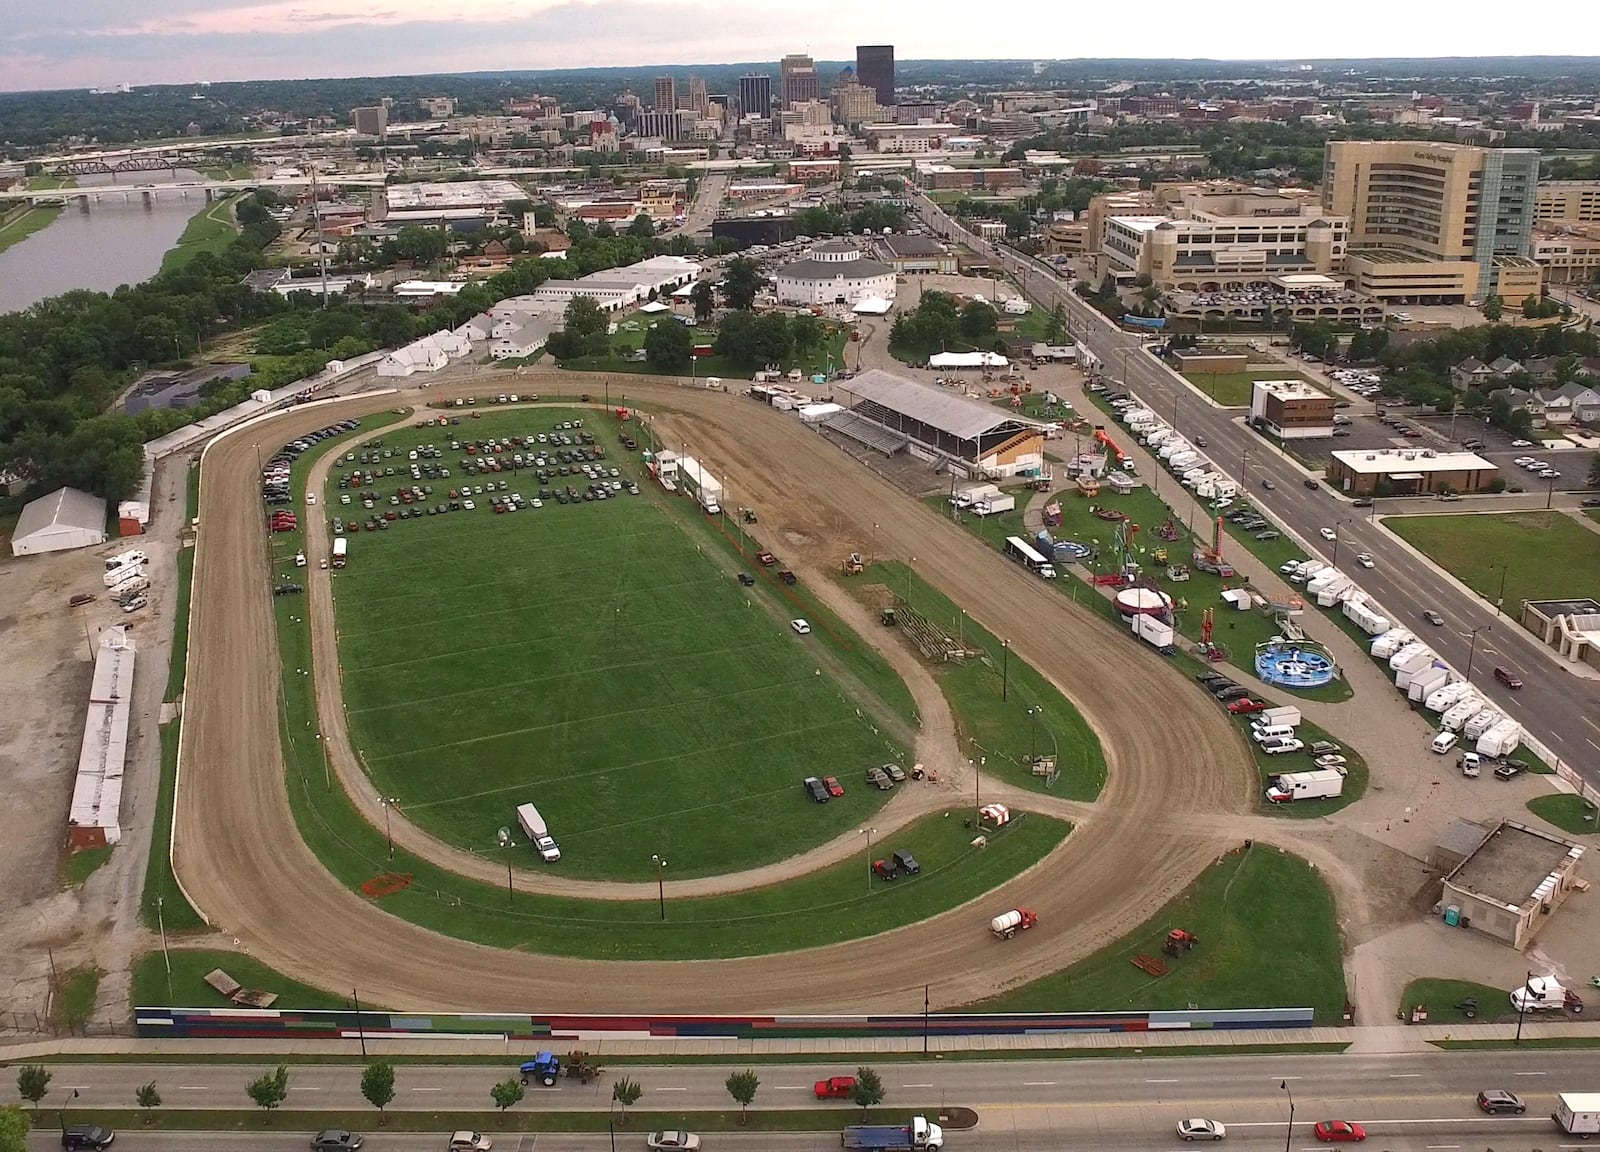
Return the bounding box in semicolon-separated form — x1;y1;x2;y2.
173;371;1256;1012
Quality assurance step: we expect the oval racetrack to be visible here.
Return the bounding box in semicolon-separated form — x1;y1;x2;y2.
173;375;1255;1012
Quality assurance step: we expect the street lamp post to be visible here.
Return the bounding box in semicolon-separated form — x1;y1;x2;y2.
1330;519;1351;569
1279;1080;1295;1152
1516;968;1534;1044
1028;706;1039;762
1465;625;1489;684
381;796;398;859
1495;563;1509;617
861;826;876;892
651;853;667;920
1001;639;1010;701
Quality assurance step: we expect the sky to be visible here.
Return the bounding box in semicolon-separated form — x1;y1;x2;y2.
0;0;1581;92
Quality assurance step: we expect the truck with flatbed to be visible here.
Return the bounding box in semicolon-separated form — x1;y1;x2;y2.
841;1116;943;1152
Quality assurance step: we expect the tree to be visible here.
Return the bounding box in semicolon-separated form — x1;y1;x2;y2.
1523;294;1542;319
0;1105;27;1152
690;281;715;324
627;214;656;238
959;300;998;344
722;257;763;310
246;1065;289;1120
135;1082;161;1125
490;1079;525;1113
15;1066;49;1113
725;1069;760;1123
850;1067;884;1118
644;318;694;374
1044;302;1067;345
361;1061;396;1122
1482;293;1504;321
790;312;823;353
612;1077;642;1122
1588;453;1600;491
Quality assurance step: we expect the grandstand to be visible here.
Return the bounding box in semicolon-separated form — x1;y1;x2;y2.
820;408;910;455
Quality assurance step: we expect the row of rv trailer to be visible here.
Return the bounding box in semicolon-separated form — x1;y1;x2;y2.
1120;405;1240;502
102;549;152;612
1278;556;1525;759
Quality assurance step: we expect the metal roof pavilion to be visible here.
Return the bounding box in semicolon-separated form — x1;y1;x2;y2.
841;369;1049;441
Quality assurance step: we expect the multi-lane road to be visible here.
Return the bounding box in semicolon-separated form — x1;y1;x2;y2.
22;1050;1600;1152
913;192;1600;789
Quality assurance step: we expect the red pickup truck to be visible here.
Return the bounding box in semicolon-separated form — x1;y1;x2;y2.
756;550;778;567
814;1075;856;1100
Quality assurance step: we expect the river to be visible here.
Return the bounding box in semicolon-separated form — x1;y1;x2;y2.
0;168;216;315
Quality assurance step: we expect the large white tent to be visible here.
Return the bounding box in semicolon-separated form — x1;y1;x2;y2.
929;351;1008;369
11;486;107;556
852;296;893;315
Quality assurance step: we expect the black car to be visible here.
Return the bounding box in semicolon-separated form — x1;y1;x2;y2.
1215;687;1251;702
893;849;920;875
1303;478;1319;490
803;776;829;803
61;1126;115;1150
1352;498;1374;508
310;1130;365;1151
737;572;756;586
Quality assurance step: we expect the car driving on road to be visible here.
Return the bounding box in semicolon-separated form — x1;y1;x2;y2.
1476;1089;1525;1114
1423;610;1444;626
1314;1120;1366;1143
1177;1119;1226;1141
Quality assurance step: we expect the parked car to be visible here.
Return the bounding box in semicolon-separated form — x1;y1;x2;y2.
1313;1121;1366;1143
1476;1089;1525;1114
311;1131;365;1151
803;776;829;803
790;618;811;635
448;1134;492;1152
1227;699;1267;714
1177;1119;1227;1141
823;776;844;798
737;572;756;586
60;1127;116;1151
893;848;920;875
647;1133;701;1152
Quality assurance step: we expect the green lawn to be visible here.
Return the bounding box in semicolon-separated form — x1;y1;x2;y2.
63;846;112;886
0;204;63;255
54;967;100;1031
859;560;1106;800
141;723;205;932
1180;370;1323;408
977;845;1346;1022
1400;978;1514;1024
267;410;1063;960
1389;512;1600;611
942;480;1349;701
133;948;359;1011
1527;793;1600;836
161;194;241;274
331;412;904;880
1223;710;1369;817
164;546;195;703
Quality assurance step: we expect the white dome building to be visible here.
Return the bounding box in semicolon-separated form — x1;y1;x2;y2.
774;240;896;307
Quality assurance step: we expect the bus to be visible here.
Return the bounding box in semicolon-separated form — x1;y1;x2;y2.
1005;536;1057;579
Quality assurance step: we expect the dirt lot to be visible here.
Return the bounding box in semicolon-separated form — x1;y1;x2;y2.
173;369;1268;1013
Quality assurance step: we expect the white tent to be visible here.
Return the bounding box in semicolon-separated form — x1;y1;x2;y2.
929;351;1008;369
12;486;107;556
853;296;893;315
637;300;671;314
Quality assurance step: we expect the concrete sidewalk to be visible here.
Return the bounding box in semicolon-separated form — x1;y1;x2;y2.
5;1020;1600;1062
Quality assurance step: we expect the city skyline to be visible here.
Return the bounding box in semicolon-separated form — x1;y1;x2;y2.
3;0;1593;93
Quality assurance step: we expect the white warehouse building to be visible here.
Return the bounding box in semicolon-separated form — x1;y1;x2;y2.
11;486;108;556
774;241;897;306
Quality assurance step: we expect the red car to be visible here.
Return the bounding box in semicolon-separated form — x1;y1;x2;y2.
756;550;777;567
823;776;844;798
1227;698;1267;714
814;1076;856;1100
1314;1121;1366;1143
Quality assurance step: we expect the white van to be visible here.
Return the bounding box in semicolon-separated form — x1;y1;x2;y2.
1253;724;1296;745
515;803;562;862
1431;730;1459;755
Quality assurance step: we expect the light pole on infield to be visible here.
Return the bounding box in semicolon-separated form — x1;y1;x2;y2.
652;854;667;920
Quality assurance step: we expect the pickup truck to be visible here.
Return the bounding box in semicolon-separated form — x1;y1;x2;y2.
756;550;777;566
814;1075;856;1099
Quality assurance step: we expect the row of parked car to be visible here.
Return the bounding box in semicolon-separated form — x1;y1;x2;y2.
262;419;362;504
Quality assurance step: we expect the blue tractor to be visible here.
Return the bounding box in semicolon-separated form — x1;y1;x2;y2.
519;1052;561;1086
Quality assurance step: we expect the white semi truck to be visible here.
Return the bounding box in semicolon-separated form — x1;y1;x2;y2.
1265;768;1344;803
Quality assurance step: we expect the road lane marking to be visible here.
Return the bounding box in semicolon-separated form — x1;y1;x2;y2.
1277;1076;1303;1081
1390;1074;1421;1078
177;1086;209;1091
655;1087;687;1092
1022;1081;1056;1087
902;1083;934;1089
774;1086;805;1091
411;1087;443;1092
292;1086;322;1091
1587;739;1600;753
1515;1071;1548;1075
1426;1145;1461;1149
1147;1079;1180;1084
